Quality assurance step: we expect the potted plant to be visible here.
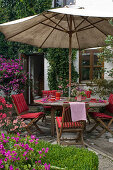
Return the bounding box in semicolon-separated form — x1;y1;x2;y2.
71;87;86;101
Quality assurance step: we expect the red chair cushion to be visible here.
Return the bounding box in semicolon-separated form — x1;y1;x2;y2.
44;106;51;109
12;93;29;114
56;117;83;128
89;112;112;119
20;112;44;119
51;90;57;97
106;94;113;113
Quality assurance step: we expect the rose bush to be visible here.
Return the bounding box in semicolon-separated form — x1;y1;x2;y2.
0;96;26;133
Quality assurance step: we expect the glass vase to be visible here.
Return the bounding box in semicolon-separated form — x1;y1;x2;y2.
77;95;82;101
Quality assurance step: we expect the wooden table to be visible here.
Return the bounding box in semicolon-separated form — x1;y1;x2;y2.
34;98;109;136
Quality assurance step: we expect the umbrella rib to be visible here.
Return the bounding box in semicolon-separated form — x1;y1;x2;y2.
75;17;88;30
42;13;67;32
40;15;66;48
6;13;63;40
72;16;80;49
38;22;65;32
78;26;95;32
81;17;108;36
77;18;105;32
66;15;70;31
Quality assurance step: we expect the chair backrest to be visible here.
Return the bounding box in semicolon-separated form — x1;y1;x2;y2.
107;94;113;113
12;93;29;115
61;105;85;128
42;90;57;97
62;106;72;122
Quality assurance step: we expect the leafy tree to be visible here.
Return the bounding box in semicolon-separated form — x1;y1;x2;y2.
0;0;52;57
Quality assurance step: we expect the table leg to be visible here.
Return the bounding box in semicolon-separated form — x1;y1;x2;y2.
51;107;55;136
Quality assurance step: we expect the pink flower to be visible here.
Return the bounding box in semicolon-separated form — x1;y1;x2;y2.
0;105;3;110
38;160;41;164
31;135;35;139
9;165;13;170
2;113;6;119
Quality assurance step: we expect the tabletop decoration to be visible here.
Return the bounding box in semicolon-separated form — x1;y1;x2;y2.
71;87;86;101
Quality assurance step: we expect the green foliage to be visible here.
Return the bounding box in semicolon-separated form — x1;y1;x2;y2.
37;140;99;170
88;79;113;99
46;48;79;96
98;35;113;77
0;133;99;170
0;0;52;57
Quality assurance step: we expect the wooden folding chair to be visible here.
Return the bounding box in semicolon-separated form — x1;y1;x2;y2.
56;105;86;146
88;94;113;138
12;93;46;135
88;112;113;138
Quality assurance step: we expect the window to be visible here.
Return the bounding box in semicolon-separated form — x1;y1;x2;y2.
79;49;104;83
54;0;75;7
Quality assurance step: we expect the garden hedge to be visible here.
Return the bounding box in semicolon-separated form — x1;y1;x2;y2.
38;140;99;170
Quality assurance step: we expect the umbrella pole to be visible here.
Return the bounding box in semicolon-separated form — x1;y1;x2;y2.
69;16;72;98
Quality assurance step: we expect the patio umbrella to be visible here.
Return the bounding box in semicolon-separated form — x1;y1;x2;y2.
0;4;113;97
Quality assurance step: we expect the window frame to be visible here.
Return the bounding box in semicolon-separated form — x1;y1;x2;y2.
79;49;104;83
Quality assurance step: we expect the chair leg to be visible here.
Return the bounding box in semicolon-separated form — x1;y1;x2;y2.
76;131;84;146
87;114;91;124
26;127;32;136
87;122;99;133
42;114;47;125
56;121;60;145
33;122;44;134
97;118;113;137
88;117;113;138
80;131;84;146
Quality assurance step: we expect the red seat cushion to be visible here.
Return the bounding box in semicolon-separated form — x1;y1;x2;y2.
20;112;44;119
106;94;113;113
56;117;83;128
44;106;51;109
89;112;112;119
12;93;29;114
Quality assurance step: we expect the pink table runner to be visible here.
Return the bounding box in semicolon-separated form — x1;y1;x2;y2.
69;102;86;122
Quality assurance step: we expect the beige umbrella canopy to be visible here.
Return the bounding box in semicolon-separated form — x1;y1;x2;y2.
0;4;113;96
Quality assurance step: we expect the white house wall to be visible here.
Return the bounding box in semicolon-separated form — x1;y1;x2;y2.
44;58;49;90
73;51;79;75
104;60;113;80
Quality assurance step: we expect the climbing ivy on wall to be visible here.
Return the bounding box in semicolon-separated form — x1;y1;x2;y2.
46;48;79;96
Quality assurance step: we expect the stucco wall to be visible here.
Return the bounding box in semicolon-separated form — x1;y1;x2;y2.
104;60;113;80
44;58;49;90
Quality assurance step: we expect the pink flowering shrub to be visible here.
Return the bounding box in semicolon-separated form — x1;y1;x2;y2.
0;133;50;170
0;96;25;133
0;55;29;96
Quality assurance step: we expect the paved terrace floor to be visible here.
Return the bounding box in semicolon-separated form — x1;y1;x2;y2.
27;106;113;170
